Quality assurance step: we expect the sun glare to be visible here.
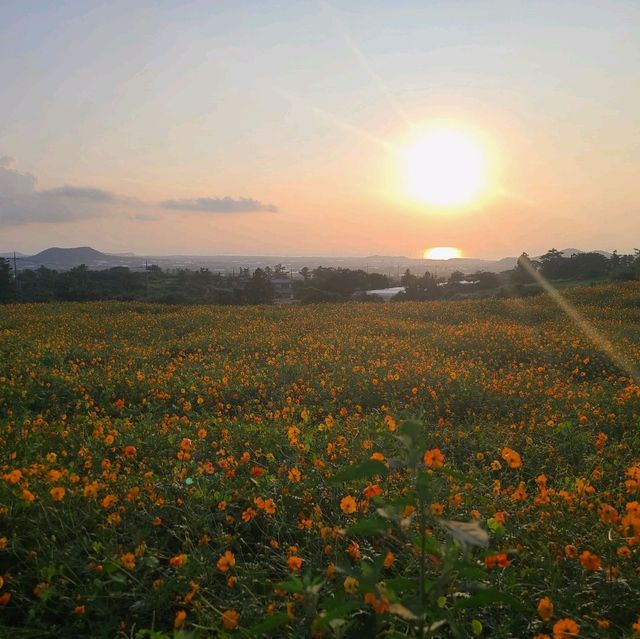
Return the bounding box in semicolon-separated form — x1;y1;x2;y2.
405;125;487;207
423;246;462;260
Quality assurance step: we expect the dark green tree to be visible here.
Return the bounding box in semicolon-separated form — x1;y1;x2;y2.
0;258;14;302
245;268;273;304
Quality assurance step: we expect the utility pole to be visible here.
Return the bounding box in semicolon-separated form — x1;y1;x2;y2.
13;251;19;300
145;260;149;300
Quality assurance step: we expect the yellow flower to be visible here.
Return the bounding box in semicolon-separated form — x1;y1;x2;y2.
343;576;359;594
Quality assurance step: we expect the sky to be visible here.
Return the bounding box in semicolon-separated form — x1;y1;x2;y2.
1;0;639;258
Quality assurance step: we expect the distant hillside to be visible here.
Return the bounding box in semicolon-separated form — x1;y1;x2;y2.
19;247;145;271
30;246;109;264
544;248;613;259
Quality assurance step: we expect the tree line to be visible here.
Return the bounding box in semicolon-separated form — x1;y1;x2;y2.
1;249;639;305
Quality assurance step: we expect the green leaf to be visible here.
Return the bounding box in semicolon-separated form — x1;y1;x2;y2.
416;472;432;498
314;601;358;629
332;460;388;482
398;420;422;441
471;619;483;636
346;517;388;536
275;578;304;594
249;613;290;636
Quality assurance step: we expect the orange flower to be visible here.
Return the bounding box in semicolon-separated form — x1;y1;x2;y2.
221;609;239;631
287;555;303;572
241;507;257;522
101;494;118;509
174;609;187;629
363;483;381;498
364;591;390;614
500;447;522;469
50;486;65;501
579;550;601;571
73;605;86;615
22;489;35;502
484;553;510;569
383;551;395;569
4;469;22;484
423;448;445;468
288;468;301;482
120;552;136;570
340;495;357;514
384;415;397;432
217;550;236;572
122;445;137;458
169;553;187;568
552;618;580;638
537;597;554;621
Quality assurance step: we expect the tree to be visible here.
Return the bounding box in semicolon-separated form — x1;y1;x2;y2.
244;268;273;304
0;258;14;302
539;248;567;279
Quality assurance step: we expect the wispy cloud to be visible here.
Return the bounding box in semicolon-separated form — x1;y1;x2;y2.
39;186;119;203
160;197;278;213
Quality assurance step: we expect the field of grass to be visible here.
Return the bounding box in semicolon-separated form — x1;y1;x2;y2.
2;282;640;638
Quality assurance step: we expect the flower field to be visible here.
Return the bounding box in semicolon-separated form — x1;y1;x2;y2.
2;282;640;638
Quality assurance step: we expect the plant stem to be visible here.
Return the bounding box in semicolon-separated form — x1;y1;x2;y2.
418;474;426;638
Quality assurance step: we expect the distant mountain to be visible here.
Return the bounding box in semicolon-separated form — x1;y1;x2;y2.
30;246;110;264
539;248;614;259
0;251;26;258
19;246;145;271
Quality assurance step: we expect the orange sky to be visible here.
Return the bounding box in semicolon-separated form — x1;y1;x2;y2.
1;1;639;258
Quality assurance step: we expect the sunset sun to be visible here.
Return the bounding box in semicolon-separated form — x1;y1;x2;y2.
423;246;462;260
404;125;487;207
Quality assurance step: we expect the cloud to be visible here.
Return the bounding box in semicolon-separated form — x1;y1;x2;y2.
40;186;118;203
160;196;278;213
0;163;114;226
0;156;279;226
130;213;161;222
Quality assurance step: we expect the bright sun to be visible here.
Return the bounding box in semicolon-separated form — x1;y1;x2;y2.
404;125;486;207
423;247;462;260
